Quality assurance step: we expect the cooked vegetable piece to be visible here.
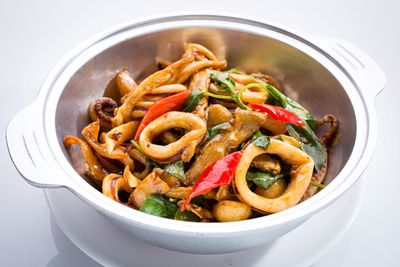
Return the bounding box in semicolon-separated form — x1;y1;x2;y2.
206;104;232;127
254;179;287;198
213;200;252;222
181;151;242;211
163;160;186;181
134;91;191;141
250;103;304;126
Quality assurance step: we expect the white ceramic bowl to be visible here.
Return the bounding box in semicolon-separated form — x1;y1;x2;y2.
7;14;385;254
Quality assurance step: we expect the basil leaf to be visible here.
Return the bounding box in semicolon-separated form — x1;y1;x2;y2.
252;135;270;148
207;122;231;139
246;170;285;190
164;161;186;181
140;195;178;218
183;90;204;112
286;124;325;171
174;209;201;222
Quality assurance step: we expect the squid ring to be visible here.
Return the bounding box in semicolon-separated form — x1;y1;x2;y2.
235;140;314;213
139;111;206;161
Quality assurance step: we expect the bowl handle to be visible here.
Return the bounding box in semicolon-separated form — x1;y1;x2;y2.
315;37;386;99
6;102;70;188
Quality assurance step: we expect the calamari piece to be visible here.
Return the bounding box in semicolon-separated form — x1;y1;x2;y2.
63;135;107;181
95;153;121;173
82;121;134;169
149;84;187;94
236;83;268;104
229;73;264;85
112;54;195;126
104;120;139;154
102;173;133;203
184;43;218;61
177;60;227;84
129;172;170;208
139;111;206;162
188;70;210;120
116;70;137;99
88;97;117;129
132;84;188;119
128;149;151;179
123;165;141;188
235;141;314;213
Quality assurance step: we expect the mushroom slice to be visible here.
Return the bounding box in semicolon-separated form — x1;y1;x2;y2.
129;172;170;208
104;120;139;154
235;141;314;213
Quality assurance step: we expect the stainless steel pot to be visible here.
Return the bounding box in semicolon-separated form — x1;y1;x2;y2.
6;14;385;254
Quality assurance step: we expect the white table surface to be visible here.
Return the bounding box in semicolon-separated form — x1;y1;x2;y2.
1;0;399;266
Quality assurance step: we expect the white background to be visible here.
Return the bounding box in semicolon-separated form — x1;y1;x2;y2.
1;0;399;266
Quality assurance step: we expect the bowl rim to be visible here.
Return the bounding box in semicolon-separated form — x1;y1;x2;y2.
36;13;373;235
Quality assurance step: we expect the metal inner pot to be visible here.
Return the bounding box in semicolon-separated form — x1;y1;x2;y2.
55;23;356;187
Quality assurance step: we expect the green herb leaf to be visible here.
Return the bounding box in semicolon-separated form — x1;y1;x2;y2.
183;90;204;112
140;195;178;218
252;135;271;148
264;84;325;170
174;209;201;222
207;122;231;140
286;124;325;171
164;160;186;181
246;170;285;190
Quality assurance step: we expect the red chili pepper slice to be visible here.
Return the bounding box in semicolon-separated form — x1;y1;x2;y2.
134;91;191;141
181;151;242;211
250;103;304;126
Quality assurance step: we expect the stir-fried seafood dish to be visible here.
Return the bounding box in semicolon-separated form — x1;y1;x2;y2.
64;43;338;222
